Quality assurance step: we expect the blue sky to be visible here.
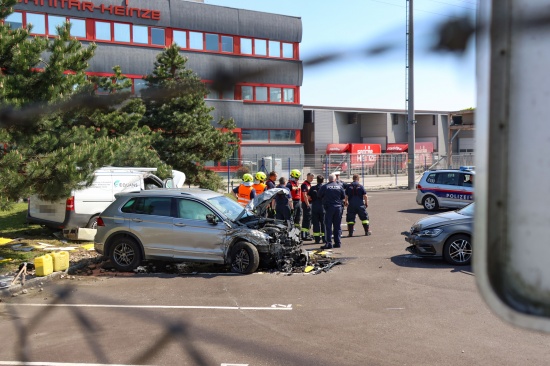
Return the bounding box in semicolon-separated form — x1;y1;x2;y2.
204;0;477;111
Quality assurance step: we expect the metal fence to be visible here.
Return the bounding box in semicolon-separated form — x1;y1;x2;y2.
214;153;475;187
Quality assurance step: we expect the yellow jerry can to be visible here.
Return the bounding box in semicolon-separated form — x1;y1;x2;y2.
50;251;70;272
34;254;53;277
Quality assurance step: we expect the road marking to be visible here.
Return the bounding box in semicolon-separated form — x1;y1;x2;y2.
221;364;249;366
0;362;152;366
9;304;293;311
386;307;405;310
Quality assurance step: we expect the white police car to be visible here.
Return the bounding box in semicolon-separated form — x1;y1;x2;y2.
416;167;474;211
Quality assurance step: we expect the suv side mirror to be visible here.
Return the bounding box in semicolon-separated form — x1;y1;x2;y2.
206;214;219;225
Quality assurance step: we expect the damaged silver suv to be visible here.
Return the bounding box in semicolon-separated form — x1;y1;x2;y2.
94;188;303;274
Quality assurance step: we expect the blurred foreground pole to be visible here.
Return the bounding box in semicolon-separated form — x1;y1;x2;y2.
407;0;416;189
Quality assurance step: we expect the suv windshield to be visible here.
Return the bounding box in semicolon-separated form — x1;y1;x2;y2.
208;195;248;221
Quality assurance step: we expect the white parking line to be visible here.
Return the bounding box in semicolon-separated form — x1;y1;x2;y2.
9;304;293;311
0;362;151;366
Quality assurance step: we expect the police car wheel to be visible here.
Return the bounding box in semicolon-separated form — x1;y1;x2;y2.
443;234;472;265
422;195;439;211
230;241;260;274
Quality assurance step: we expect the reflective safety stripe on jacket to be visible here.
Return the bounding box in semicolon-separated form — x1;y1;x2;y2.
253;183;267;195
238;185;254;206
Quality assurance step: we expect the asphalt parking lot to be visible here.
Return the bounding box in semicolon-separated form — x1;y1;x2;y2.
1;190;550;366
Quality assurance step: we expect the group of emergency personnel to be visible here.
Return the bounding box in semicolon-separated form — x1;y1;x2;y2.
233;169;371;249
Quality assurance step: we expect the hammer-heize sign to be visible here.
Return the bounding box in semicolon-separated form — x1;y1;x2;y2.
19;0;161;20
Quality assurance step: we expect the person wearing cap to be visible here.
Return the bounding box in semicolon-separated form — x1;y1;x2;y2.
318;173;346;249
286;169;303;229
300;172;315;241
233;173;256;207
308;174;326;244
344;174;371;236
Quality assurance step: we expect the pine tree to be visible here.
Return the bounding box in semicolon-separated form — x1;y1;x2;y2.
0;5;166;208
141;44;238;191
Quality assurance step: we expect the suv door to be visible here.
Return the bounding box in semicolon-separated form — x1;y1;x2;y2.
171;198;227;263
126;197;176;259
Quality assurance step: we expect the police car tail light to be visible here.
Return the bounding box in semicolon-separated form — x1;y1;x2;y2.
66;196;75;211
416;183;422;189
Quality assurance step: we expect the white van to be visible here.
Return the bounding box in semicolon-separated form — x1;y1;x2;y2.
27;167;186;230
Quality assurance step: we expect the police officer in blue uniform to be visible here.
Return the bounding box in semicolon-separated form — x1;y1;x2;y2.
318;173;346;249
344;174;371;236
308;175;326;244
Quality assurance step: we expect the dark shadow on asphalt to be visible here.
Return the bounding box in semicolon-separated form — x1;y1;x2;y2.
391;254;473;274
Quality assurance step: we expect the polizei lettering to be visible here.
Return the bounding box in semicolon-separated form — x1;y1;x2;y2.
19;0;161;20
445;193;473;200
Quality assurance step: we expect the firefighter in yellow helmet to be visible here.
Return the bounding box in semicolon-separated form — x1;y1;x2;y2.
286;169;302;229
233;173;256;207
253;172;268;195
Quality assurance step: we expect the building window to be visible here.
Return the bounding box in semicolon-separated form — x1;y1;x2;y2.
270;88;281;102
205;33;218;51
242;130;269;142
241;38;252;54
189;31;203;50
173;30;187;48
269;41;280;57
133;25;148;44
283;88;294;103
95;21;111;41
48;15;65;35
221;36;233;52
151;28;165;46
69;18;86;38
254;39;267;56
27;13;46;34
242;130;297;143
271;130;296;142
114;23;130;43
242;86;253;101
223;87;234;100
5;12;23;29
282;43;293;58
255;87;268;101
134;79;147;96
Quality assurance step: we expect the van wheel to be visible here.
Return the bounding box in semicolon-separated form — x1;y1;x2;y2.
422;196;439;211
110;237;142;272
87;215;99;229
230;242;259;274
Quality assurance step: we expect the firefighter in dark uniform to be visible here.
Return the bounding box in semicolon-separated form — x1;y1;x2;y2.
345;174;371;236
266;171;278;189
300;173;314;241
286;169;302;229
275;177;293;222
308;175;326;244
318;173;346;249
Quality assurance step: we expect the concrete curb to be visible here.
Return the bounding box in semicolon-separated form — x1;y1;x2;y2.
0;256;105;298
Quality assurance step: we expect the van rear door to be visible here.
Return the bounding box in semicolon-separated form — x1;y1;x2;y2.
27;196;67;229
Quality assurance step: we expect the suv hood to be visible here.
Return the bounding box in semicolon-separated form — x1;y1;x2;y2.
245;188;289;217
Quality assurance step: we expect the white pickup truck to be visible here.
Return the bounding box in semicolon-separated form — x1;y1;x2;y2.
27;167;185;230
